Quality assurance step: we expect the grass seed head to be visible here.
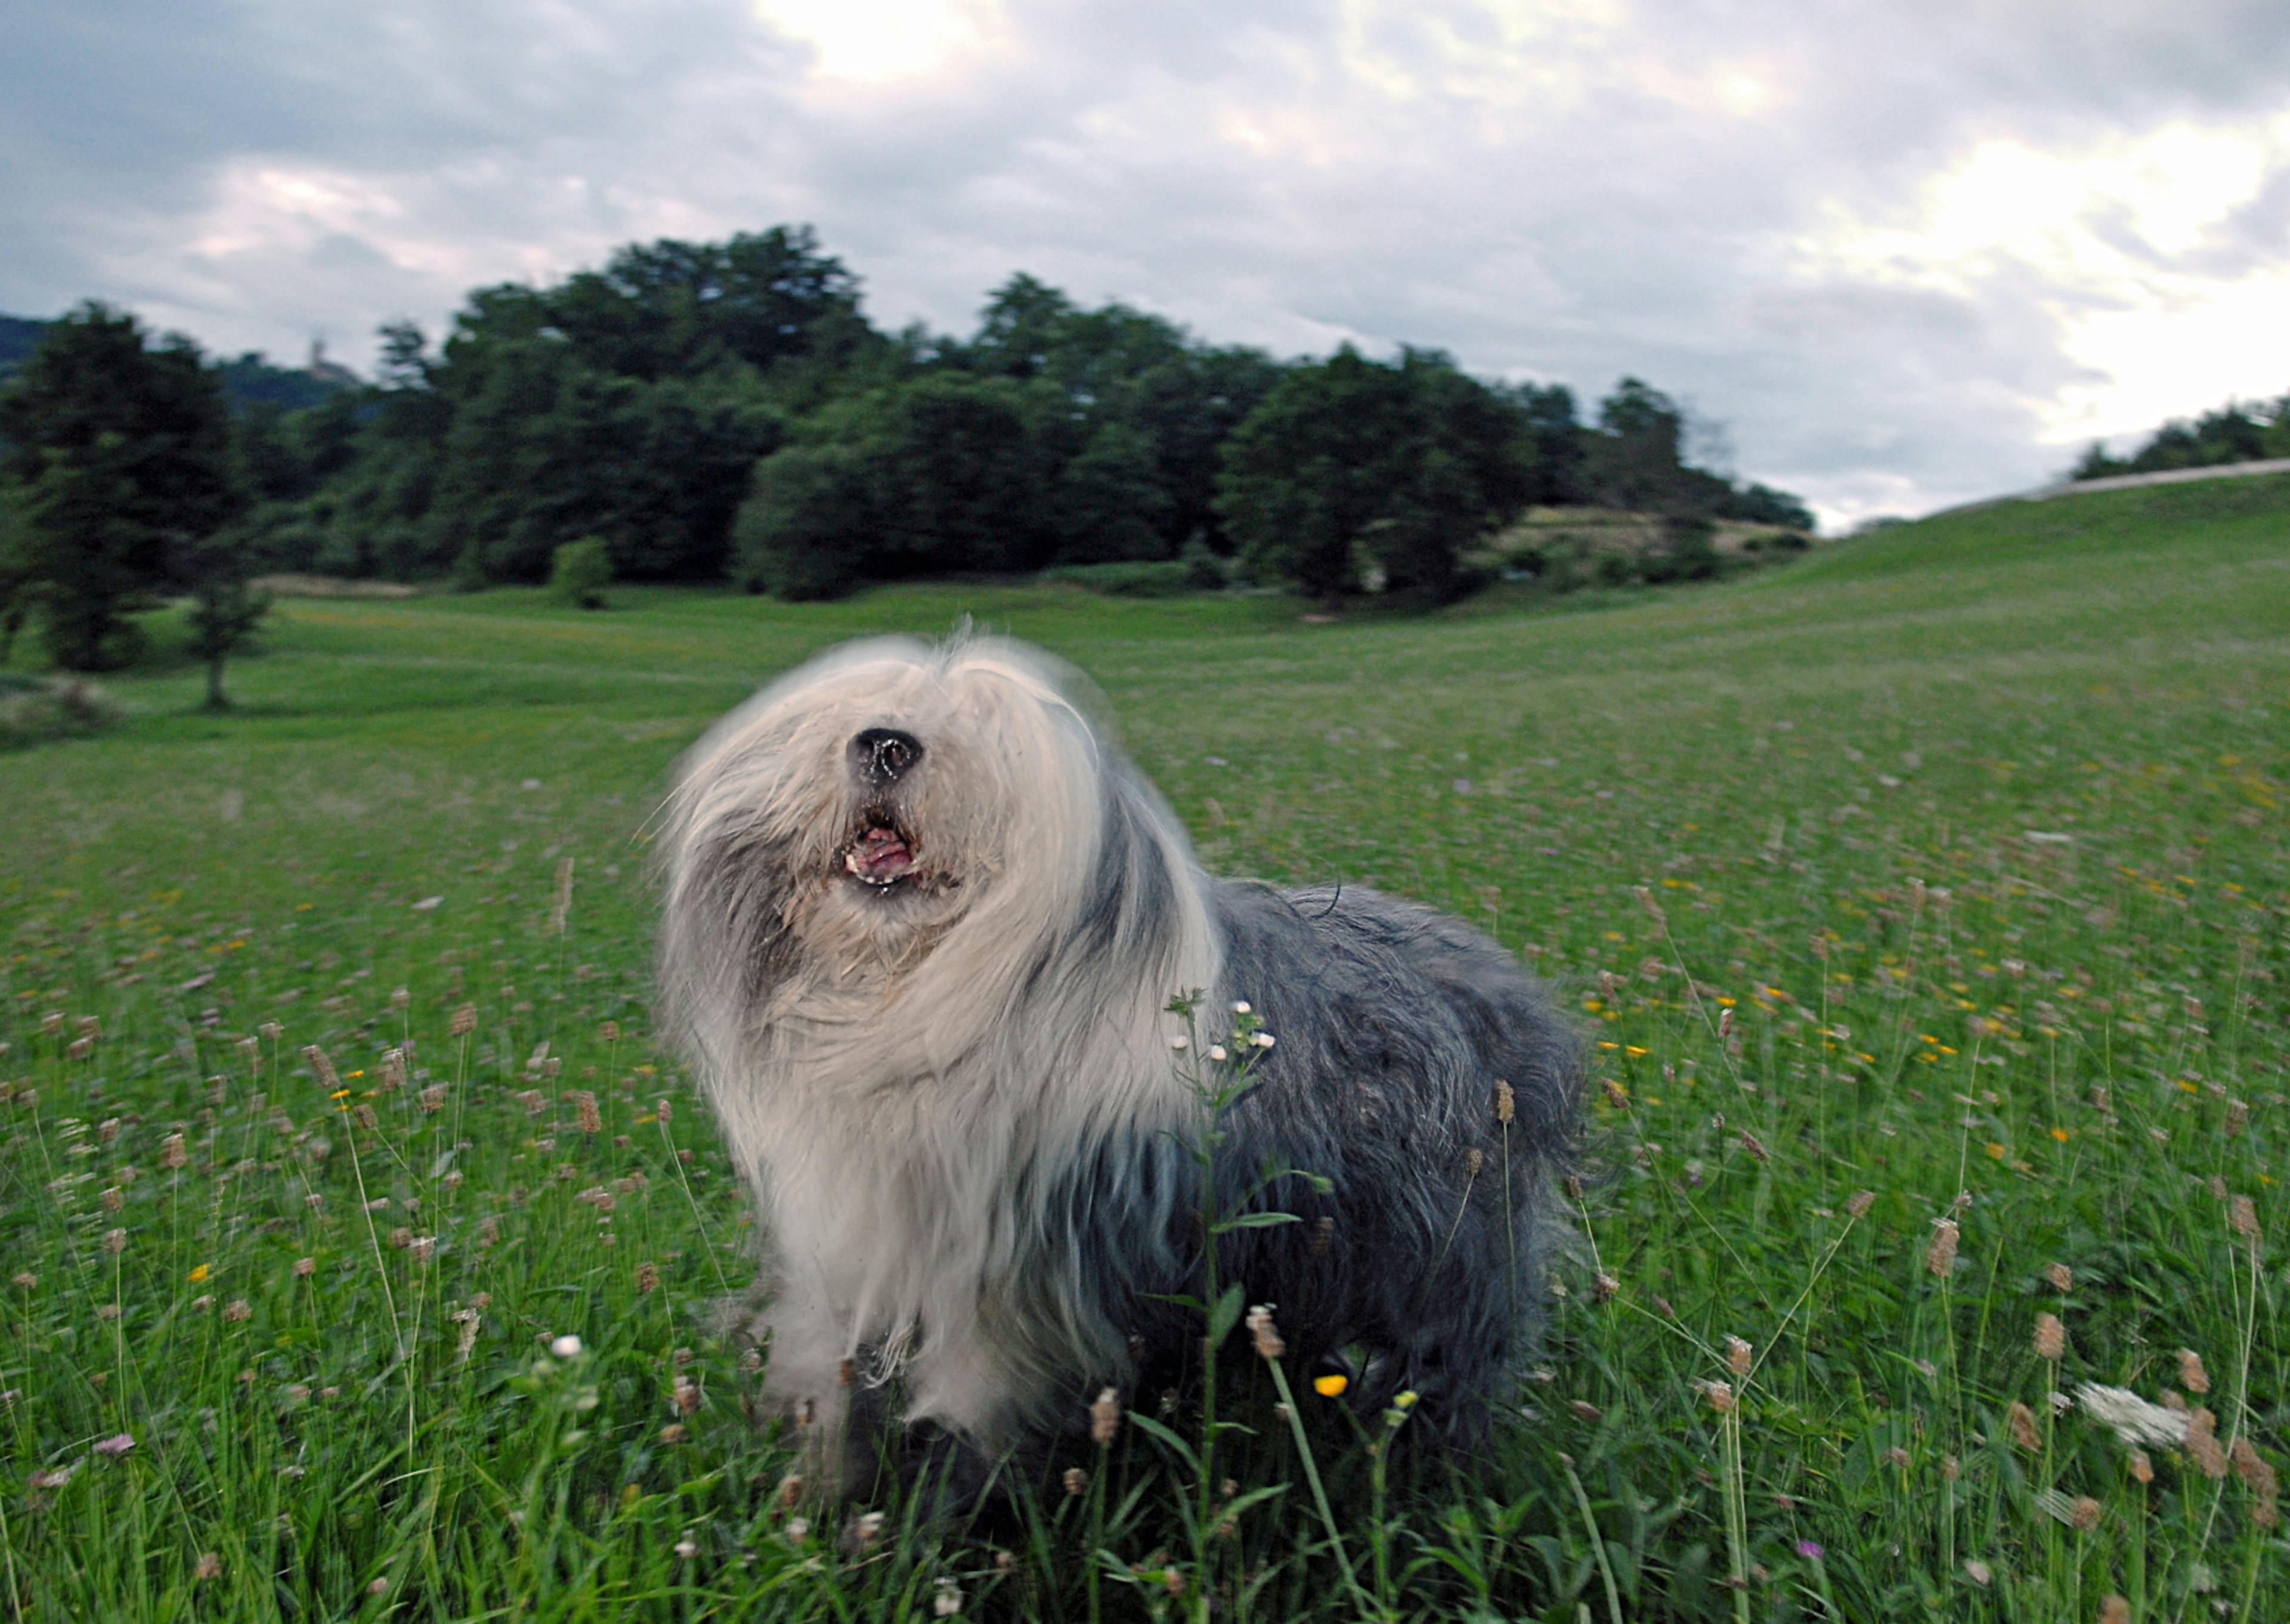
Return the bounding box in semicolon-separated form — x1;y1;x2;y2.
1725;1336;1752;1377
2186;1408;2228;1479
2069;1496;2101;1532
2045;1262;2072;1293
2099;1597;2130;1624
1063;1466;1088;1495
1245;1304;1285;1360
2177;1349;2210;1394
1090;1387;1121;1446
2229;1436;2278;1498
2034;1313;2066;1360
1493;1079;1515;1123
1926;1219;1960;1278
1846;1189;1874;1220
2229;1195;2260;1241
2007;1401;2041;1452
450;1003;477;1038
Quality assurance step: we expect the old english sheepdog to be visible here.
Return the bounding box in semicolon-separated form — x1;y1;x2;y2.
655;636;1582;1488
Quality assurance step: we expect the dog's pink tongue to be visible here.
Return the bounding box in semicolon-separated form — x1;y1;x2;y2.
846;826;914;881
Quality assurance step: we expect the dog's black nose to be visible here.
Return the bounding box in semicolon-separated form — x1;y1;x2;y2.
851;727;922;785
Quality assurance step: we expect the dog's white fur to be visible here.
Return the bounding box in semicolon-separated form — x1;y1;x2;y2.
656;637;1214;1466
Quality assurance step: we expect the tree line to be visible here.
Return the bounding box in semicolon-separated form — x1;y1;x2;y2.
0;224;1814;676
2072;393;2290;482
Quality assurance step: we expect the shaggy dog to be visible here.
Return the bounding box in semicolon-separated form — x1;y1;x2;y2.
655;636;1582;1489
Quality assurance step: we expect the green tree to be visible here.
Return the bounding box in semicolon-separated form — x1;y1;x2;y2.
0;485;36;665
0;303;243;668
183;531;271;709
1215;346;1534;611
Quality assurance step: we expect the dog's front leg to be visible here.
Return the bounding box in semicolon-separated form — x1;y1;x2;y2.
742;1279;866;1495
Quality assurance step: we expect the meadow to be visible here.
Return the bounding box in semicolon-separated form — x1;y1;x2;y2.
2;475;2285;1622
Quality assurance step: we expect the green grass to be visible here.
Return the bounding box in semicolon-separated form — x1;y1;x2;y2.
4;475;2287;1620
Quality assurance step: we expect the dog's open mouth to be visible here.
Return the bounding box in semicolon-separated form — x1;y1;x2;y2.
841;811;922;889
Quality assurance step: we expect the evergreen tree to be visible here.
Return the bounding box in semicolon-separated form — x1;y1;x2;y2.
0;303;243;667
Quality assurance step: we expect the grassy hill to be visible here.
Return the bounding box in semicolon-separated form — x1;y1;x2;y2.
2;476;2285;1619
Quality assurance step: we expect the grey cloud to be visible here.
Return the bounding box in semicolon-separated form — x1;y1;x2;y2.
4;0;2286;524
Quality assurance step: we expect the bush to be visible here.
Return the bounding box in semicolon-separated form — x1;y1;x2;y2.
549;537;612;609
0;674;120;749
1641;515;1722;583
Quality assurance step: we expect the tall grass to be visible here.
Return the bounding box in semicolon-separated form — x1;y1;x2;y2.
2;475;2286;1619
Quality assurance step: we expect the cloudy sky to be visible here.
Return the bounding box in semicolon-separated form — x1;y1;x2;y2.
8;1;2290;525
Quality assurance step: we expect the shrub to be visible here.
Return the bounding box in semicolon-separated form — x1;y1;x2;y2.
549;536;612;609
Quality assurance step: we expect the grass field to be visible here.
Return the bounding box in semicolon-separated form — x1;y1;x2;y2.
3;476;2286;1622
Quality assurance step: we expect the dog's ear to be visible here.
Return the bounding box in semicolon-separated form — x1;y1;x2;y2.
658;820;803;1056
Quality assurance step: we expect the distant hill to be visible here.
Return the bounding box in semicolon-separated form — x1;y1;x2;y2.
0;312;359;410
0;315;46;377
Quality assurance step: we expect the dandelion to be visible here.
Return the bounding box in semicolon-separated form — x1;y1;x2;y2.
2034;1313;2066;1360
550;1334;584;1359
2178;1349;2210;1394
1846;1189;1875;1220
1314;1372;1350;1397
187;1263;209;1284
1063;1466;1088;1496
1089;1386;1121;1446
1245;1303;1285;1360
1926;1219;1959;1278
2007;1401;2041;1452
2186;1408;2228;1479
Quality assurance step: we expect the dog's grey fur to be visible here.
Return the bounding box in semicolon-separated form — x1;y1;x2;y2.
655;636;1582;1486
